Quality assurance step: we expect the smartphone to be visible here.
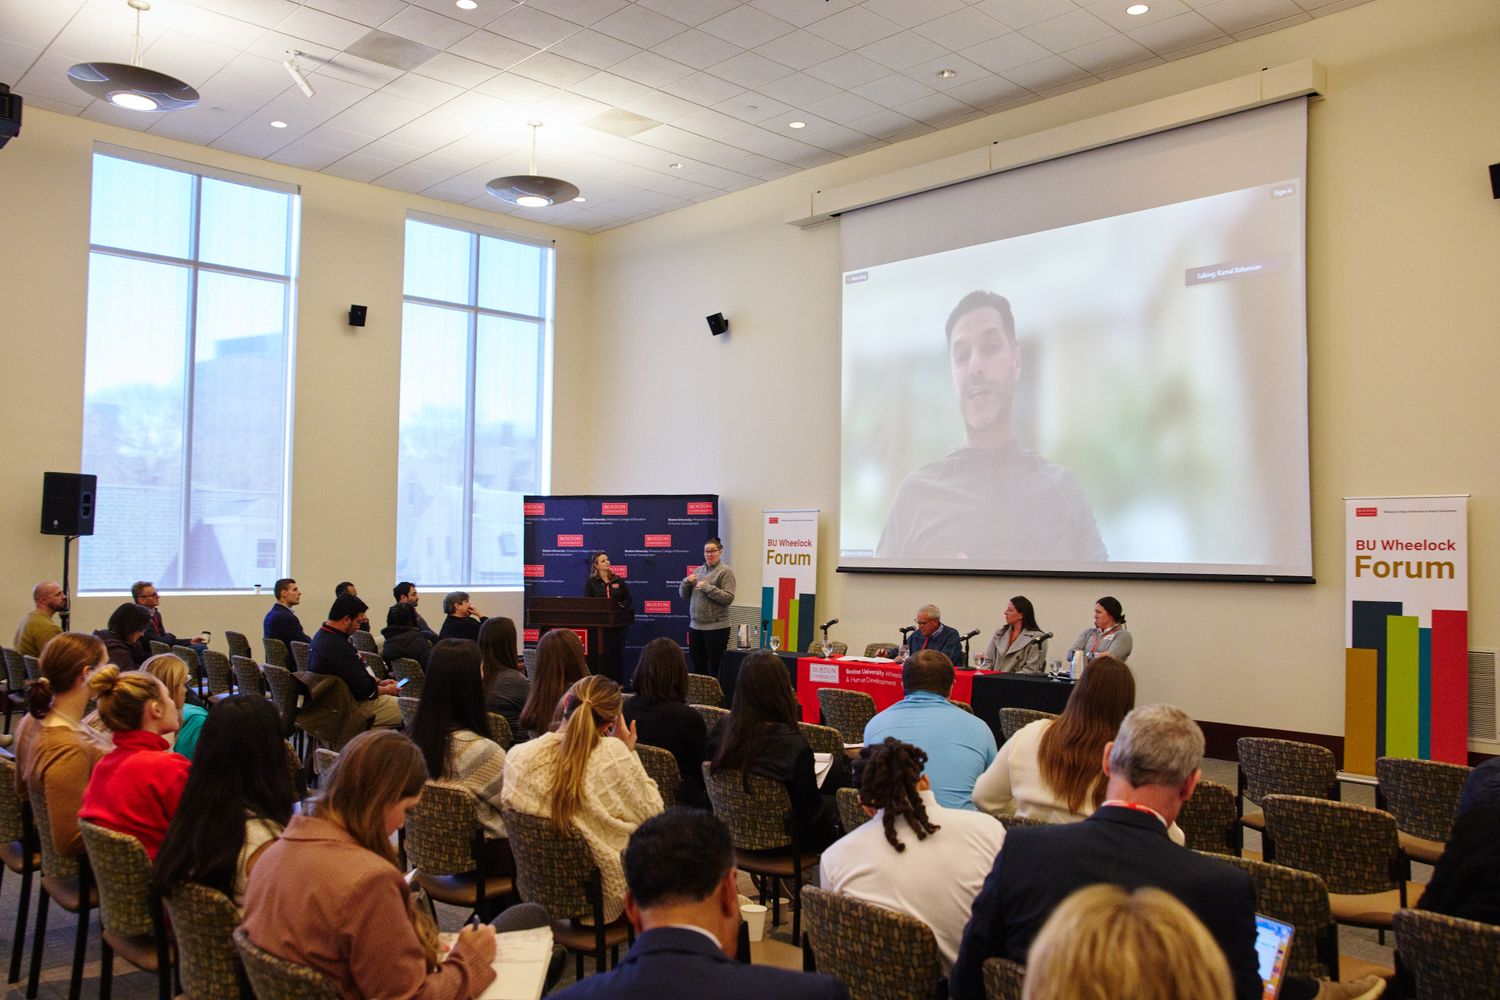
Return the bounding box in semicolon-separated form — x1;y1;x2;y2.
396;676;410;689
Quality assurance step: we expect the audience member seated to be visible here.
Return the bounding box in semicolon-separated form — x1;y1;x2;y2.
623;638;709;808
438;590;487;642
502;675;663;922
862;650;996;810
518;628;590;739
820;738;1005;971
409;640;510;868
12;632;112;858
1416;802;1500;926
1023;885;1233;1000
242;730;498;998
479;616;530;739
392;581;440;641
309;593;402;730
13;580;66;658
381;601;434;669
706;650;851;852
263;577;311;648
142;652;207;759
335;581;373;632
156;696;296;907
972;654;1136;826
131;580;207;659
951;704;1382;1000
551;808;848;1000
95;601;150;672
78;664;191;859
1457;755;1500;816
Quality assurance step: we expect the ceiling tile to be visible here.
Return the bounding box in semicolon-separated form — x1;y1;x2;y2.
141;32;239;86
327;89;429;132
167;5;273;49
941;73;1027;109
697;6;796;48
894;91;974;126
751;29;842;71
276;7;369;49
847;107;926;140
748;0;858;28
204;52;297;104
1232;12;1312;39
660;70;745;106
713;49;793;88
862;0;968;29
508;50;596;87
803;50;888;89
569;69;655;103
316;52;406;89
491;5;585;48
405;0;514;27
304;0;406;27
526;0;627;25
914;8;1009;49
650;28;742;71
1002;54;1091;91
1063;33;1155;73
415;51;502;87
608;49;694;88
1195;0;1304;33
615;88;702;123
549;28;641;70
960;31;1051;73
1020;8;1116;49
806;89;883;122
1083;0;1192;31
378;7;473;49
908;54;993;90
972;0;1082;30
380;72;464;106
711;90;791;124
592;5;690;47
1127;10;1228;53
757;71;840;106
192;0;301;28
805;7;904;49
855;31;951;72
16;94;85;115
851;72;935;107
530;89;611;121
447;30;536;69
636;0;740;27
665;105;747;140
1;11;69;53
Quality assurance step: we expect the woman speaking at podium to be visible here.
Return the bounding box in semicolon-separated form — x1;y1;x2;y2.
584;552;633;682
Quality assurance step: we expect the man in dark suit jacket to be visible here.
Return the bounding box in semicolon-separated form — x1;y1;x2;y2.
553;809;848;1000
908;603;963;663
951;705;1382;1000
263;577;312;648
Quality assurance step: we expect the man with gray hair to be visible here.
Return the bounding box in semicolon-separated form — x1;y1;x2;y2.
950;705;1383;1000
907;603;962;663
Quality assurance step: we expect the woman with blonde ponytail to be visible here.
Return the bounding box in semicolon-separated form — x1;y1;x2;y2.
12;632;112;857
502;675;664;920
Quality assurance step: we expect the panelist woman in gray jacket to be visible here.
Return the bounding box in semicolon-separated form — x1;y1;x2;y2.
679;537;736;680
980;596;1049;674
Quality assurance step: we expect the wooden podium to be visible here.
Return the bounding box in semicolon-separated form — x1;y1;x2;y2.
526;597;634;680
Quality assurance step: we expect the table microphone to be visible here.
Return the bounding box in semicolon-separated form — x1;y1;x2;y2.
899;625;916;639
819;618;839;630
1036;631;1054;642
961;629;981;640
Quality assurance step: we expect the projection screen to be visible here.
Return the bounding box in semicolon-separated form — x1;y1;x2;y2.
839;100;1311;581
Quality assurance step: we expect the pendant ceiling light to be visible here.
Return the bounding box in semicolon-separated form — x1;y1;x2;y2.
67;0;199;112
486;121;580;208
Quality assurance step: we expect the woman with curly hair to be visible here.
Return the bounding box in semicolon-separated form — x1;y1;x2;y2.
819;737;1005;971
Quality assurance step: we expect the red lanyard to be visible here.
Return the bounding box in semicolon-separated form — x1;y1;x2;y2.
1088;625;1118;656
1101;800;1167;828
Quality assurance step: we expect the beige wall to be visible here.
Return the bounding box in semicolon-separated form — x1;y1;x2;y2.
2;0;1496;742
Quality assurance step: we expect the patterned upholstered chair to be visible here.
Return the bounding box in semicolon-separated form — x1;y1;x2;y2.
998;814;1048;830
233;926;340;999
1393;907;1500;996
702;764;818;941
390;658;425;698
202;649;235;699
405;781;513;922
997;708;1054;742
149;640;172;658
1216;854;1338;980
798;721;845;757
816;688;877;745
23;654;42;681
263;638;290;669
1237;737;1338;857
501;807;633;980
1375;756;1471;866
808;640;849;659
261;664;301;739
1;752;40;985
635;744;682;808
224;630;253;661
349;629;376;655
801;886;943;1000
164;881;247;1000
949;699;974;714
1177;777;1241;855
691;704;730;737
863;642;898;658
78;820;173;1000
1263;794;1406;939
685;673;725;708
3;647;26;731
168;645;204;696
397;696;420;730
522;647;537;679
289;640;311;673
486;712;514;750
231;656;266;697
312;748;339;781
835;786;869;834
357;651;388;682
981;956;1027;1000
26;787;98;1000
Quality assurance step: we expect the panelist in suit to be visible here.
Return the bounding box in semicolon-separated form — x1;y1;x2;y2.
552;808;848;1000
907;603;963;663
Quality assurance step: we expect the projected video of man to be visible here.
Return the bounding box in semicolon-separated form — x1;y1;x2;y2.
876;290;1106;562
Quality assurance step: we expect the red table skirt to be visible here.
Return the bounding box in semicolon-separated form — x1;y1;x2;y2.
796;657;987;724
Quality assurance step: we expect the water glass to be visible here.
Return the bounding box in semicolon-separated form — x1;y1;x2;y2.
769;635;782;652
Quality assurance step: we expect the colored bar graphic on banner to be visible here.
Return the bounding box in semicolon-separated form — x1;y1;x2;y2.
1384;616;1419;759
1344;648;1378;776
1351;600;1402;758
1417;629;1431;760
787;594;800;655
763;509;819;655
798;594;816;651
1430;609;1469;764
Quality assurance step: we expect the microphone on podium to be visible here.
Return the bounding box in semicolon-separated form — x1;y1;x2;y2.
898;625;916;639
819;618;839;630
961;629;981;640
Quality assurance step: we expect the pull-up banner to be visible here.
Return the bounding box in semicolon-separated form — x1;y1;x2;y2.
523;494;720;682
762;509;819;652
1344;495;1468;773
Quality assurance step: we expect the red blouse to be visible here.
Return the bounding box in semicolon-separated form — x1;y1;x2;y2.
79;730;192;859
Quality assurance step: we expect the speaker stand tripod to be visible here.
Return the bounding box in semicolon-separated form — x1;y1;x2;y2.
59;534;77;631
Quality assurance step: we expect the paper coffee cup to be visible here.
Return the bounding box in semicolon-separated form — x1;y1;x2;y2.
741;903;768;942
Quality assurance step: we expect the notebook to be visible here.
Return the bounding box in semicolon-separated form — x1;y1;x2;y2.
1254;913;1295;1000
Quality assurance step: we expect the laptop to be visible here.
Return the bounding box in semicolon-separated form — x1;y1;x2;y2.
1254;913;1295;1000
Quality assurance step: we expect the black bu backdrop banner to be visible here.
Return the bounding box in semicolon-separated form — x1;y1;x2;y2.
522;494;721;680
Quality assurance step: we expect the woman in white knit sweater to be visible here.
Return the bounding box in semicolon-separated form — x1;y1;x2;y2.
501;675;663;921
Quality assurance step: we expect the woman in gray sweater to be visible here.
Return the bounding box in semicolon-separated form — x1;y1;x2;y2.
679;536;736;680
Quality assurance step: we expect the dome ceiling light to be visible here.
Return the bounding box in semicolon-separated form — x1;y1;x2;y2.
67;0;199;112
486;121;580;208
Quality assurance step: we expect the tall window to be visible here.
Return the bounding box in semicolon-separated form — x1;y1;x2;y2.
80;148;298;592
396;216;552;588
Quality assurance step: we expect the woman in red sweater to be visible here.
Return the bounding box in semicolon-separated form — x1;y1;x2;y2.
79;664;190;859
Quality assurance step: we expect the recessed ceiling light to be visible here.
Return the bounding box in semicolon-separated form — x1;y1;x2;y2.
668;162;684;169
1126;3;1150;14
573;196;587;202
270;119;287;128
788;120;806;129
937;68;957;79
456;0;478;8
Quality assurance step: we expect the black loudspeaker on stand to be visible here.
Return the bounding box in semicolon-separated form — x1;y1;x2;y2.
40;472;96;630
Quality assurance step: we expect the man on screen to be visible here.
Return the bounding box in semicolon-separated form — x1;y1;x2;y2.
877;290;1107;563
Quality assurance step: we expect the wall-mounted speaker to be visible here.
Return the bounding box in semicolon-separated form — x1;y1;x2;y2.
41;472;97;536
706;312;729;336
0;83;21;150
1490;163;1499;200
348;304;367;327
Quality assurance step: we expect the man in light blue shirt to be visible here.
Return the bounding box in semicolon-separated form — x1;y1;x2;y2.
862;651;997;810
